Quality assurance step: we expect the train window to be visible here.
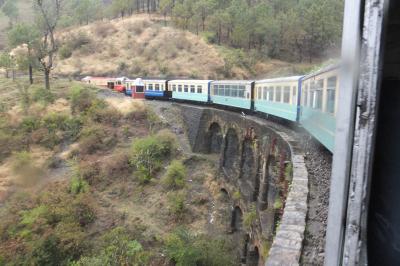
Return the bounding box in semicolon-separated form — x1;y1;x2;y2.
161;84;164;90
148;84;153;90
239;86;245;98
136;86;144;93
326;76;337;114
190;85;195;93
184;85;189;93
172;85;176;92
258;87;262;100
283;86;290;103
178;85;182;92
304;84;309;106
197;85;202;93
263;87;268;100
276;86;282;102
155;84;160;91
313;80;323;110
267;87;274;101
293;86;297;99
224;85;231;97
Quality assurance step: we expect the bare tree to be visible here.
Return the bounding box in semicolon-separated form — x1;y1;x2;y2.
34;0;63;90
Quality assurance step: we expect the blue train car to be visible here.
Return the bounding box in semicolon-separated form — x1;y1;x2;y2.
299;65;340;152
144;79;170;99
210;80;254;110
169;80;212;103
254;76;303;121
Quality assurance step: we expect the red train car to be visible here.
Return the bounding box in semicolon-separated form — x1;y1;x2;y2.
114;77;128;93
81;76;116;88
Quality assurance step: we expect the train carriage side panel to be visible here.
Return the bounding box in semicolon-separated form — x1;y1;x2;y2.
254;76;302;121
210;80;253;110
299;66;339;152
171;80;211;103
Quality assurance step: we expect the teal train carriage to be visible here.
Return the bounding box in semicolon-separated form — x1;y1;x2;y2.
299;65;339;152
169;80;212;103
254;76;303;122
210;80;254;110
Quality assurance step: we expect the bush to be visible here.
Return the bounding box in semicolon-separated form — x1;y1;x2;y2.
243;205;257;230
167;191;186;219
72;201;95;227
59;44;73;59
69;85;95;114
79;125;115;155
93;22;117;38
70;176;89;195
31;235;63;265
87;102;122;126
163;160;186;190
164;228;236;266
130;131;177;183
31;86;55;105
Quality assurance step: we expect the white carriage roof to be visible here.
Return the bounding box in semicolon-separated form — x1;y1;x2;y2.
168;79;213;83
126;78;145;86
211;80;254;84
302;64;340;80
256;76;303;84
142;79;167;83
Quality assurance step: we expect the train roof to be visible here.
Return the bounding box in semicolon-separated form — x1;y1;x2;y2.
256;76;303;84
142;78;168;82
211;80;254;84
302;64;340;80
168;79;213;83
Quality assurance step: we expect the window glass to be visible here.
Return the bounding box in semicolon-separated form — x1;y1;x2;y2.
293;86;297;99
276;86;282;102
224;85;231;97
283;86;290;103
148;84;153;90
313;80;324;110
303;83;308;106
155;84;160;91
263;87;267;100
136;86;144;93
239;86;245;98
172;85;176;92
197;85;202;93
178;85;182;92
213;85;218;95
231;86;238;97
190;85;195;93
326;76;337;113
258;87;262;100
184;85;188;93
161;84;164;90
267;87;274;101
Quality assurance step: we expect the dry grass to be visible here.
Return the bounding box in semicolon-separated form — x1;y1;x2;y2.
54;15;228;79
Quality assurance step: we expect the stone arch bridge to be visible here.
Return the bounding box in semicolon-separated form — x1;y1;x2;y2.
179;104;309;266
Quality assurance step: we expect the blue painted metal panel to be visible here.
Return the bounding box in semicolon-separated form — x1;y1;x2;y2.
125;89;132;96
254;101;298;121
145;90;166;98
300;107;336;152
172;92;208;102
211;95;252;110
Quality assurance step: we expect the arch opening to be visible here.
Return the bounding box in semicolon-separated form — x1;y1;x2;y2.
223;128;239;174
231;206;243;232
207;122;223;154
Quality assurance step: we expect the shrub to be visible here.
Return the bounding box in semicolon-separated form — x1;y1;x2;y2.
68;31;92;50
70;176;89;195
87;102;122;126
243;205;257;230
11;151;44;183
163;160;186;190
59;44;73;59
167;191;186;219
31;86;55;105
72;201;95;227
79;125;115;155
69;85;95;114
130;131;177;183
164;228;236;266
93;22;117;38
31;235;63;265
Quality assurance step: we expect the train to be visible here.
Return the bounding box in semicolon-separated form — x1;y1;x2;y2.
82;64;339;152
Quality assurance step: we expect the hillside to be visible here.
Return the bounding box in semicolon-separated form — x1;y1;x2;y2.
54;15;312;80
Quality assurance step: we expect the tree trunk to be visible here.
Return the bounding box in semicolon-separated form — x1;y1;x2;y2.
44;69;50;90
29;64;33;84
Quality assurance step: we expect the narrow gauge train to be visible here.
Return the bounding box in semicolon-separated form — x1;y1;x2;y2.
83;65;339;152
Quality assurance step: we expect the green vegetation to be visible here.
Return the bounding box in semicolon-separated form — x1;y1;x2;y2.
163;160;187;190
130;131;177;184
164;228;236;266
243;204;257;230
167;191;187;219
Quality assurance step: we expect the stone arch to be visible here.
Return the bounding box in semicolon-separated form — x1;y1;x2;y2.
207;122;223;154
231;206;243;232
223;128;240;174
247;246;260;266
240;139;255;180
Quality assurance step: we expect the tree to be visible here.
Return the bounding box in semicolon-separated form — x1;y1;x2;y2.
8;23;40;84
0;52;13;78
1;0;18;27
159;0;174;25
33;0;63;90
